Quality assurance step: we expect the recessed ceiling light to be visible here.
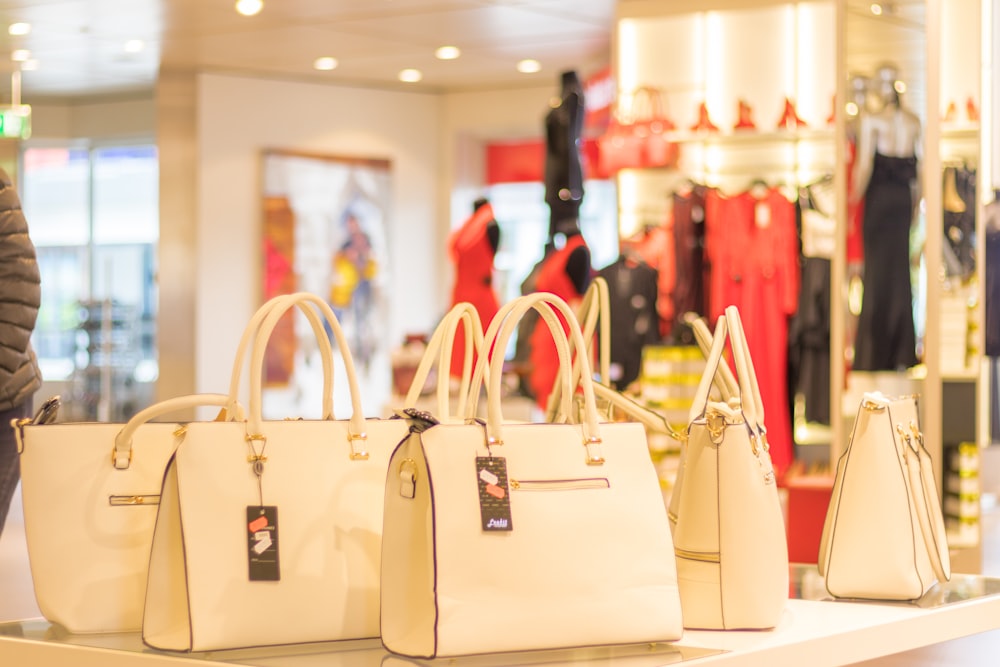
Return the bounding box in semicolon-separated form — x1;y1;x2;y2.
8;23;30;36
435;46;460;60
399;68;422;83
11;49;30;62
20;59;38;71
235;0;263;16
314;56;338;71
124;40;144;54
870;3;883;15
516;59;541;74
894;80;906;94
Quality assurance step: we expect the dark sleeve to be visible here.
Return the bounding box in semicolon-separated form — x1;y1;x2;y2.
486;220;500;254
565;245;591;296
0;168;41;379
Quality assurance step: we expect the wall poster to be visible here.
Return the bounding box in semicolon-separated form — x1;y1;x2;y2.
261;149;392;418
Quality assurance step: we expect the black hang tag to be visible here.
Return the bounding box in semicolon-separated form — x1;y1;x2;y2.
247;506;280;581
476;457;512;532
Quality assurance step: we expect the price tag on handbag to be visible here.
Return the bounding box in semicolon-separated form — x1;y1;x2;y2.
476;457;512;532
247;506;280;581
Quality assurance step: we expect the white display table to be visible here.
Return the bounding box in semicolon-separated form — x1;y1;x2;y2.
2;566;999;667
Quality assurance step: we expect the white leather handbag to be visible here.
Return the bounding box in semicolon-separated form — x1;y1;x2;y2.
818;392;951;600
671;306;789;630
142;293;410;651
380;292;683;658
401;302;485;423
11;293;337;634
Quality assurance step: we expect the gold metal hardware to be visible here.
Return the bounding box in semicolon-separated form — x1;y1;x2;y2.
706;411;726;443
111;447;133;468
487;436;503;447
173;425;188;438
349;432;369;460
584;436;605;466
861;397;887;412
509;478;609;491
247;454;268;463
674;547;721;564
246;433;267;442
109;494;160;506
750;434;760;456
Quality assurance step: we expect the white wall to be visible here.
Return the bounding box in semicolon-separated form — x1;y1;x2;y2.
195;73;444;397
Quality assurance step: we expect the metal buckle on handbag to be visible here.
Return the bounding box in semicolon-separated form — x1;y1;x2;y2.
706;411;727;444
584;436;605;466
861;397;887;412
349;432;369;460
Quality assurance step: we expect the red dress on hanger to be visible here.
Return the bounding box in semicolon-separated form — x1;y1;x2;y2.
704;187;799;477
528;233;589;409
448;203;500;377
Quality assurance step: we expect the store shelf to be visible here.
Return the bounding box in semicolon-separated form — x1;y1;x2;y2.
2;566;998;667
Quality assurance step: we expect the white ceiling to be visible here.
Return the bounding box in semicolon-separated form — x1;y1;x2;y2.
0;0;616;103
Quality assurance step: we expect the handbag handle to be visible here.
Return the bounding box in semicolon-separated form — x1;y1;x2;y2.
685;312;739;402
544;276;611;424
689;307;765;440
249;293;367;443
227;292;336;420
112;394;245;469
466;295;574;426
468;293;604;463
905;424;952;583
402;303;486;422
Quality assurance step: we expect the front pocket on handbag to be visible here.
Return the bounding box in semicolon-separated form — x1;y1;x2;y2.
509;478;610;491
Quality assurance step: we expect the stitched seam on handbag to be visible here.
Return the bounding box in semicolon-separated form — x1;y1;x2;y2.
824;405;862;596
716;435;724;629
425;436;440;658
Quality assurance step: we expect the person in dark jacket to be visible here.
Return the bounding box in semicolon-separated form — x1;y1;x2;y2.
0;167;42;536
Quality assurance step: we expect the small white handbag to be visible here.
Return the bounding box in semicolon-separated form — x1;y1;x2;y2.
142;293;410;651
380;292;684;658
671;306;789;630
818;392;951;600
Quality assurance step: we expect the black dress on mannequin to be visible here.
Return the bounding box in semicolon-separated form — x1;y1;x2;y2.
853;152;919;371
545;70;585;233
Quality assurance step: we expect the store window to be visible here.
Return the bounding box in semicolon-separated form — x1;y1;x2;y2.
23;143;159;420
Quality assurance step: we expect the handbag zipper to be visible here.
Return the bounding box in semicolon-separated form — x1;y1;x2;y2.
674;547;721;564
509;478;610;491
109;494;160;506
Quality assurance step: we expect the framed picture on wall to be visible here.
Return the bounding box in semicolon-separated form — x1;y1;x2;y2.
261;149;392;417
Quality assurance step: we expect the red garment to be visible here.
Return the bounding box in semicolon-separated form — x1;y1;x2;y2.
704;187;799;476
628;223;675;337
449;203;500;378
528;234;589;409
846;140;865;265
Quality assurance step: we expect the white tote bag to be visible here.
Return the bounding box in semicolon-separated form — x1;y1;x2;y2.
142;293;410;651
671;306;788;630
818;392;951;600
10;292;338;634
380;292;683;659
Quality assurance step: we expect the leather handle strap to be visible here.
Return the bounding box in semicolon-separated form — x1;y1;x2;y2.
250;293;366;437
228;293;336;420
403;303;486;422
685;312;739;402
112;393;244;469
468;293;602;455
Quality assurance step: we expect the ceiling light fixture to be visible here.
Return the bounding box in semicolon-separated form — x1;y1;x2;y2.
124;40;144;54
235;0;263;17
399;68;422;83
8;23;30;36
11;49;30;62
435;46;460;60
894;80;906;94
314;56;338;71
870;3;883;15
516;59;541;74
